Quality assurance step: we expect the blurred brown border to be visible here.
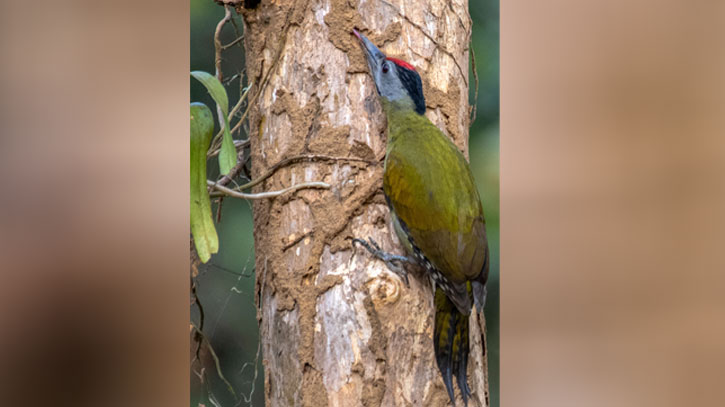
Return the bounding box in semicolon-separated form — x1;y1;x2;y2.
0;1;189;405
1;1;724;406
501;1;725;406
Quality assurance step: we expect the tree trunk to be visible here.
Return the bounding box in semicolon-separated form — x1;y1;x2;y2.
240;1;488;405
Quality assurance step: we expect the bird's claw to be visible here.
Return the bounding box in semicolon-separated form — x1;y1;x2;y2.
352;237;411;287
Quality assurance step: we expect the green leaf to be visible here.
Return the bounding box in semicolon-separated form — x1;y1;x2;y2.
190;71;228;116
190;102;219;263
190;71;236;175
217;123;236;176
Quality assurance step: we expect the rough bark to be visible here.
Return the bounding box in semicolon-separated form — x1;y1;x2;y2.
239;1;488;405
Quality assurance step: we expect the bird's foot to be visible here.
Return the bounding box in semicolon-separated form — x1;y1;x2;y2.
352;237;411;287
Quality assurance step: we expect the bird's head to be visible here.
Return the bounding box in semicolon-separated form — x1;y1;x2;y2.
352;28;425;115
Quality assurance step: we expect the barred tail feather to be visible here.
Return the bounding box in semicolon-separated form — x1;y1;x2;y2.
453;309;471;405
434;288;471;406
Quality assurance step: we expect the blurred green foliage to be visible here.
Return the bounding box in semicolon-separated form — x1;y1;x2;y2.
191;1;498;406
190;71;238;175
190;102;219;263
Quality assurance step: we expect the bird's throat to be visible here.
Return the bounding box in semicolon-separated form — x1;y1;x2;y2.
382;98;429;144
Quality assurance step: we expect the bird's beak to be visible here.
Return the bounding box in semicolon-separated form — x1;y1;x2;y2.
352;28;385;75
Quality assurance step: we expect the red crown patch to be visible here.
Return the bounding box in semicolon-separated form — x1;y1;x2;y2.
386;57;416;72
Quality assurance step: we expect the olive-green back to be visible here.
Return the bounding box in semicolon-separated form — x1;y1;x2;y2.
382;104;487;283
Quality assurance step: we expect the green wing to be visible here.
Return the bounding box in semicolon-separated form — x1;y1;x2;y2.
383;115;487;285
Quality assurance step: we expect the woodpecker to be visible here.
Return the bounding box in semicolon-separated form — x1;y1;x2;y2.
351;29;489;406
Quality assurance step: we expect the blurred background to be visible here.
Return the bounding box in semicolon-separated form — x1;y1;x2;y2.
2;1;723;407
190;0;499;405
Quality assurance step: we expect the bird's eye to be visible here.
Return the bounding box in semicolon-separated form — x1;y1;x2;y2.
382;63;389;74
